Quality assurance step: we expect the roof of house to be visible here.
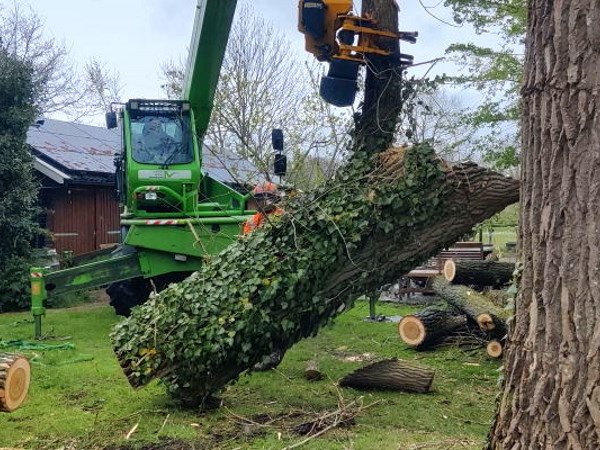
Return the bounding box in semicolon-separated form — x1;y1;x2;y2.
27;118;262;186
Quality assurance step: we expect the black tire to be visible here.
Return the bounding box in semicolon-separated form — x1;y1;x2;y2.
107;277;151;317
107;272;193;317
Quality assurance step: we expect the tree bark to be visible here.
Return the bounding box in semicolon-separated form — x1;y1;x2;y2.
488;0;600;448
398;306;467;349
339;359;434;393
443;259;514;288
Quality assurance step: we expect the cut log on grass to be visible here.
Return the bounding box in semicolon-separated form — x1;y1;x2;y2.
339;359;434;393
486;340;503;359
398;307;467;349
304;360;324;381
432;277;509;340
443;259;514;288
111;0;519;404
0;353;30;413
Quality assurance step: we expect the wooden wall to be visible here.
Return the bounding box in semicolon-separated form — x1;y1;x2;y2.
45;186;120;255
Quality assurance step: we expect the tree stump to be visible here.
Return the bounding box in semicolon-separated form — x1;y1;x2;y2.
0;353;31;413
339;359;434;393
304;360;324;381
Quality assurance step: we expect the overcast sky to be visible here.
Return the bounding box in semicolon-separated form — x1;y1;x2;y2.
10;0;498;120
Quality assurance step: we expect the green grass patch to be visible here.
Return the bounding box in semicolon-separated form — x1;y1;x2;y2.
0;301;500;449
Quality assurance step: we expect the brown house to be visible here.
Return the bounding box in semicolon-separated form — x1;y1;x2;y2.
28;119;262;256
28;119;121;255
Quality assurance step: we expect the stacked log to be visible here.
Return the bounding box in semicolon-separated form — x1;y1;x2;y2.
431;277;509;340
397;278;512;359
398;306;467;350
443;259;514;288
0;353;31;412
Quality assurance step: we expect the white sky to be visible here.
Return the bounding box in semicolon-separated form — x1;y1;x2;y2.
14;0;497;121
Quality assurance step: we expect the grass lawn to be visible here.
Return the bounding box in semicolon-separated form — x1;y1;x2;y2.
0;301;500;450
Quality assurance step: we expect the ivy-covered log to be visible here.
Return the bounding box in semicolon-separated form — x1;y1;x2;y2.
398;307;467;349
432;277;510;340
443;259;514;288
111;146;518;403
111;0;519;405
0;353;30;413
339;359;434;393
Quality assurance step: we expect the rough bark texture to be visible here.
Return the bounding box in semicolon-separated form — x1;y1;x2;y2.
398;306;467;349
444;259;514;288
488;0;600;448
319;165;520;300
339;359;434;393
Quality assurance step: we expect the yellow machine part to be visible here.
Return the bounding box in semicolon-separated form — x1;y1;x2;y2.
298;0;353;61
298;0;398;64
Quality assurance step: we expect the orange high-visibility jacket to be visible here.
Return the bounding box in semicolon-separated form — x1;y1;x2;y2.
243;208;284;235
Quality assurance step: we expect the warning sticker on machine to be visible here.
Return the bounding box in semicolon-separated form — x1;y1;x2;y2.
138;170;192;180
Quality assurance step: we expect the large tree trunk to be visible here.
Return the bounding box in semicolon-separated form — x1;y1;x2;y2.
111;0;519;406
488;0;600;448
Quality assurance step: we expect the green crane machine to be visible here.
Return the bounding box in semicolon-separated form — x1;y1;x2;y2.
30;1;253;337
29;0;415;338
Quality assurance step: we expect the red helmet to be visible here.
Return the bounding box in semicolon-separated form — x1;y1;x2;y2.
252;181;278;195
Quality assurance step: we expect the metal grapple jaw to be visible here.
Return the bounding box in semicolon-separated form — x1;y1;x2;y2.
299;0;418;107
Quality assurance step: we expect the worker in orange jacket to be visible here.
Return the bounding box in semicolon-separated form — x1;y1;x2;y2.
243;181;287;371
243;181;284;235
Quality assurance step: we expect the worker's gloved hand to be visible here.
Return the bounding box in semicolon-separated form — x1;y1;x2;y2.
253;349;284;372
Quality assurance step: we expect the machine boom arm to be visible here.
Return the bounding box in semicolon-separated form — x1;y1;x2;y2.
184;0;238;139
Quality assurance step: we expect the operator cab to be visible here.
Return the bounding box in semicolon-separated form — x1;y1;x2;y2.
108;100;204;217
130;116;193;166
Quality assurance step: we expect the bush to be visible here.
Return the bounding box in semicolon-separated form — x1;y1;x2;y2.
0;52;39;312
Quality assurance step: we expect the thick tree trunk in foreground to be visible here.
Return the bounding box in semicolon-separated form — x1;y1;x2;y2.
443;259;514;288
339;359;434;393
111;0;519;405
488;0;600;448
